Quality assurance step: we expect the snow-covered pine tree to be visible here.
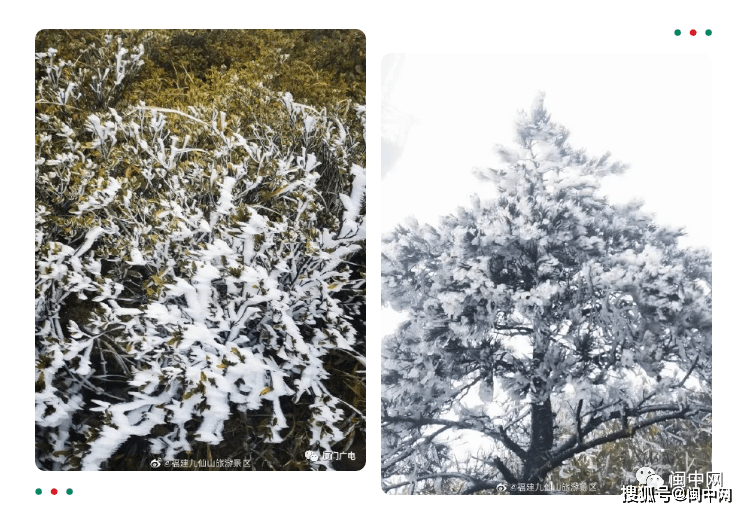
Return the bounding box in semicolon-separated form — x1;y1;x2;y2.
381;94;711;494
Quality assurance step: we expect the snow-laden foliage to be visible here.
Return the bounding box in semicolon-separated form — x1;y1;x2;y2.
381;94;711;494
548;392;711;494
36;34;365;471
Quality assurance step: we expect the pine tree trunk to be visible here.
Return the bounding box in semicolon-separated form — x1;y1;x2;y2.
523;396;554;488
522;322;555;493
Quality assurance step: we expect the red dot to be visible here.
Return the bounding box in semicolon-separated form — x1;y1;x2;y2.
51;488;58;495
690;29;697;36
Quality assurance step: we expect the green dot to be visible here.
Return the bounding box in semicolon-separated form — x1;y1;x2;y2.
674;29;681;36
66;488;73;495
705;29;712;36
35;488;42;495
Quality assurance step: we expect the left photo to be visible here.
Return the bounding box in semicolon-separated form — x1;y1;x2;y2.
35;29;366;471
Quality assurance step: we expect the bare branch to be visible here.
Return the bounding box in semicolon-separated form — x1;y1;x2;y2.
382;414;475;431
542;404;709;479
382;471;489;493
491;455;519;485
381;426;449;473
675;355;700;389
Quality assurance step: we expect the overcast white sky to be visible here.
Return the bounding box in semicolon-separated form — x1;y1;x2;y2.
381;53;711;335
382;53;711;247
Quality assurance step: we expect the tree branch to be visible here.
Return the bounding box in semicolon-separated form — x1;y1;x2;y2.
460;480;501;495
491;455;519;485
382;471;489;493
381;426;449;473
494;425;527;460
675;355;700;388
543;403;710;479
382;414;475;430
383;412;530;462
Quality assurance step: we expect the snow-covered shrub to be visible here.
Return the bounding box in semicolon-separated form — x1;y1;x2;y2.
35;31;365;470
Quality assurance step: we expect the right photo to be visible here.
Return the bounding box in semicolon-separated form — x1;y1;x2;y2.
381;54;712;495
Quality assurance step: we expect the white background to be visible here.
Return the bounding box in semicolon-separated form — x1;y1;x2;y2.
382;54;711;248
9;1;746;510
